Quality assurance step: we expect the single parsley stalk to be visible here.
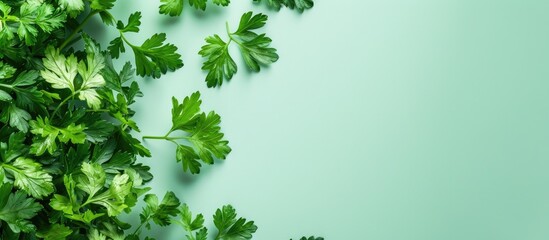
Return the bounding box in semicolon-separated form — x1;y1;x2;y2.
51;90;79;117
59;10;100;49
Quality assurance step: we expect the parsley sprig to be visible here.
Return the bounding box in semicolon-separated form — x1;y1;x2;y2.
143;92;230;174
200;11;278;87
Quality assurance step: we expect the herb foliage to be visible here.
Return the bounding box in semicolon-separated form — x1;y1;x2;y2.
0;0;319;239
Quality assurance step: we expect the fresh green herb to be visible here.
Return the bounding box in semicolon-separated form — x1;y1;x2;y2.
253;0;314;11
160;0;231;16
0;0;319;239
143;92;230;174
200;11;278;87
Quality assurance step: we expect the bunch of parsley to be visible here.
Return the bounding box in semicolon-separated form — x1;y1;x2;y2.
0;0;321;239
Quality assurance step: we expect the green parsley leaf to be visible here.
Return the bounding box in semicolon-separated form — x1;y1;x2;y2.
0;132;27;163
199;35;237;87
175;204;205;231
88;229;107;240
41;43;106;109
36;224;73;240
232;12;278;71
78;35;107;109
0;183;42;233
14;2;66;45
188;111;231;164
213;0;231;6
29;117;87;156
292;237;324;240
176;144;201;174
0;103;31;132
76;162;106;198
1;157;54;199
0;61;16;79
253;0;314;11
139;191;181;229
189;0;207;10
100;222;126;239
159;0;230;16
90;0;116;11
131;33;183;78
57;0;85;18
49;175;77;215
173;204;208;240
41;46;78;92
116;12;142;33
109;13;182;78
88;172;132;216
0;90;11;101
200;12;278;87
159;0;184;16
213;205;257;240
170;91;201;132
167;92;231;174
66;209;105;224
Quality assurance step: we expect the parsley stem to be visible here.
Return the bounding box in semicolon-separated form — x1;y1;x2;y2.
142;135;190;141
52;91;79;118
132;221;147;236
59;10;100;50
120;32;137;48
0;83;14;89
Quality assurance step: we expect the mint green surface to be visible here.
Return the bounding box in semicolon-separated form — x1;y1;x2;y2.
96;1;549;239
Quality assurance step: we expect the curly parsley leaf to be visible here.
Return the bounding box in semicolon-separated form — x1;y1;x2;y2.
200;11;278;87
0;183;42;233
213;205;257;240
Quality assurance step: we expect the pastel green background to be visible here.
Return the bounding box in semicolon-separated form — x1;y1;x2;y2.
93;0;549;239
